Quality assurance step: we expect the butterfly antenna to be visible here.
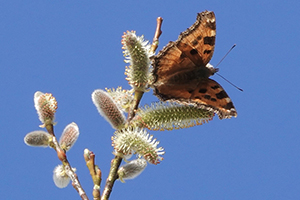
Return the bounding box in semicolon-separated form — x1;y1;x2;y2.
215;44;236;68
214;44;243;91
216;73;243;91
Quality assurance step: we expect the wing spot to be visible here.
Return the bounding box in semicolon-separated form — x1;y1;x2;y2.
198;88;207;93
205;21;216;30
197;36;202;40
192;40;198;46
211;98;217;102
204;95;211;100
216;90;228;99
190;49;198;55
203;50;211;54
223;102;234;109
204;36;215;46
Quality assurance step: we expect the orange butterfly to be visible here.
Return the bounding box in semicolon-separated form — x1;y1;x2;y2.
151;11;237;119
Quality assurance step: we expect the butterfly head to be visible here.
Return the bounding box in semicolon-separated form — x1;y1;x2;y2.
206;63;219;76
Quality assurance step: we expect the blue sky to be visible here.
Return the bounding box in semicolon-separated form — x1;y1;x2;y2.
1;1;300;199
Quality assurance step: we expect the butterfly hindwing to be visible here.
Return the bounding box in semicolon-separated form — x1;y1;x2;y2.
190;79;237;119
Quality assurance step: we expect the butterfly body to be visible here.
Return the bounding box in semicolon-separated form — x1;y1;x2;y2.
151;11;237;119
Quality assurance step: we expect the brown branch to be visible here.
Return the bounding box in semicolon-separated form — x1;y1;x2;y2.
127;90;144;122
100;156;122;200
46;124;89;200
150;17;163;54
66;163;89;200
84;149;102;200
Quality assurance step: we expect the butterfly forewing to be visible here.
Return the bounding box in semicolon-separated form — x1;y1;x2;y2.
176;11;216;66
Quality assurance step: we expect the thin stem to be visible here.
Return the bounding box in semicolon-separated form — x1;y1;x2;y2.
84;149;102;200
66;162;89;200
127;90;144;122
47;124;89;200
100;156;122;200
150;17;163;54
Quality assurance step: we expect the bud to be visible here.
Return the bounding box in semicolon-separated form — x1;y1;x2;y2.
92;89;126;130
59;122;79;151
34;91;57;127
53;165;76;188
118;158;147;183
24;130;51;147
112;127;164;165
133;102;214;130
122;31;153;92
84;148;91;160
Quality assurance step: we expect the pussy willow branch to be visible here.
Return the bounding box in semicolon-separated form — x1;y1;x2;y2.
84;150;101;200
127;91;144;122
150;17;163;53
100;17;164;200
100;156;123;200
46;124;89;200
127;17;163;123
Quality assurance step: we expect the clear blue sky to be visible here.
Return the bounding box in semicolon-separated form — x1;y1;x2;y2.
1;1;300;199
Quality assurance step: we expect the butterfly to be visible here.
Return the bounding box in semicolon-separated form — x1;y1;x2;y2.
151;10;237;119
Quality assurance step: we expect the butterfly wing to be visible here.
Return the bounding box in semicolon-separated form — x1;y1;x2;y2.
190;78;237;119
152;11;216;83
151;11;237;119
153;76;236;119
175;10;216;67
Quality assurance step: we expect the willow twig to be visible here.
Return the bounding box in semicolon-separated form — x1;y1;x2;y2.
46;124;89;200
150;17;163;54
84;149;102;200
100;156;122;200
100;16;164;200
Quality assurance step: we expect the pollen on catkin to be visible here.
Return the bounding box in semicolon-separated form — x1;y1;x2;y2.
105;87;134;113
122;31;153;92
112;127;164;165
133;102;214;131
